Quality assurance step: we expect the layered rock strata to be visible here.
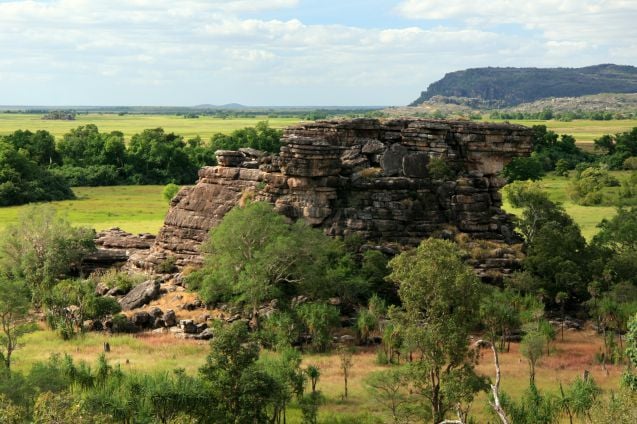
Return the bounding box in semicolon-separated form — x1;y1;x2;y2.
132;118;532;271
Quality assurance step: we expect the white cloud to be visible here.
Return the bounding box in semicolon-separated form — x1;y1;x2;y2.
395;0;637;45
0;0;634;105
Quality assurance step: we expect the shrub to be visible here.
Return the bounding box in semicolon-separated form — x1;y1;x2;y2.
502;156;545;182
567;166;619;205
163;183;180;203
98;270;144;294
624;156;637;170
111;314;135;333
427;157;455;180
157;256;177;274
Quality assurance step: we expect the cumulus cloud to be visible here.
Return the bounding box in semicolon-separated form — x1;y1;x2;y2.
395;0;637;45
0;0;634;105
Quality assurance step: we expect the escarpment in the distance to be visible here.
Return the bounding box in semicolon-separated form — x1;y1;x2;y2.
129;118;533;277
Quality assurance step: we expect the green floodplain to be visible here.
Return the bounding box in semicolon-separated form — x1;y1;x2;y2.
0;115;635;237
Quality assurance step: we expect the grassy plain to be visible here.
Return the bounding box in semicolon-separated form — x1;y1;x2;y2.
491;118;637;150
0;113;634;147
12;328;623;423
0;185;168;234
0;113;301;141
502;171;635;240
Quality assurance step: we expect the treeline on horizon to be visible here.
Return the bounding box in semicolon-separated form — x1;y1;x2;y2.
0;122;282;206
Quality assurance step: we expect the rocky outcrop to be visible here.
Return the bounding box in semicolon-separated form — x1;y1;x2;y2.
119;280;160;311
84;228;154;273
134;118;532;270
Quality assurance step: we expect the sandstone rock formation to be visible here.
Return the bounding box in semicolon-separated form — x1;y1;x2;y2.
84;228;154;273
132;118;532;271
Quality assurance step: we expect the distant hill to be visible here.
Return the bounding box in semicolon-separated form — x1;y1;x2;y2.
410;64;637;107
193;103;247;109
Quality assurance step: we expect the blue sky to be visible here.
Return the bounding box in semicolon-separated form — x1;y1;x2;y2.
0;0;635;106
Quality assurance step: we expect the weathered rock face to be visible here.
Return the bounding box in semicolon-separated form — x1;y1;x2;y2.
134;119;532;270
83;228;155;273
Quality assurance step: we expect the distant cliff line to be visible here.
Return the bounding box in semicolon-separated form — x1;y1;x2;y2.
411;64;637;107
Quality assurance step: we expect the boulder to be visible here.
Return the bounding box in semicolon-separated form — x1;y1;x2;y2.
131;311;153;328
194;328;214;340
164;309;177;327
119;280;160;311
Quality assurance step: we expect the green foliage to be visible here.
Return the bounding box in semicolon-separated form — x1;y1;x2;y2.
480;287;521;351
595;128;637;169
623;313;637;390
503;180;574;244
502;156;545;182
127;128;199;184
300;391;323;424
589;389;637;423
388;238;486;423
1;129;61;166
0;276;36;372
499;384;559;424
364;367;418;423
0;205;95;303
157;256;177;274
0;393;25;424
520;331;546;385
623;156;637;170
0;139;74;206
530;126;591;172
260;311;300;351
210;120;282;153
199;322;281;423
162;183;180;203
427;157;455;180
190;202;367;315
524;221;590;303
58;124;126;168
567;166;620;205
558;376;601;422
97;269;144;294
297;303;340;353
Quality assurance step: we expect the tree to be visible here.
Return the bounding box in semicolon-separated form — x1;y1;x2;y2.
190;202;363;327
623;312;637;390
209;121;282;153
44;279;120;339
297;303;340;353
0;140;74;206
58;125;126;168
503;181;574;244
199;322;280;423
0;276;36;373
555;291;568;341
364;367;416;423
480;287;521;352
388;238;487;423
338;346;353;399
2;129;60;166
127;128;198;184
502;156;545;182
520;330;545;385
558;376;600;424
0;205;95;304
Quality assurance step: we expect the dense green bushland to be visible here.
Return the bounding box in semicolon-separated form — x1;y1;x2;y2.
1;200;637;422
0;121;282;206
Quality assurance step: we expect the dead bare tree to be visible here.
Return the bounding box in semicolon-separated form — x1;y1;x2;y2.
475;340;510;424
